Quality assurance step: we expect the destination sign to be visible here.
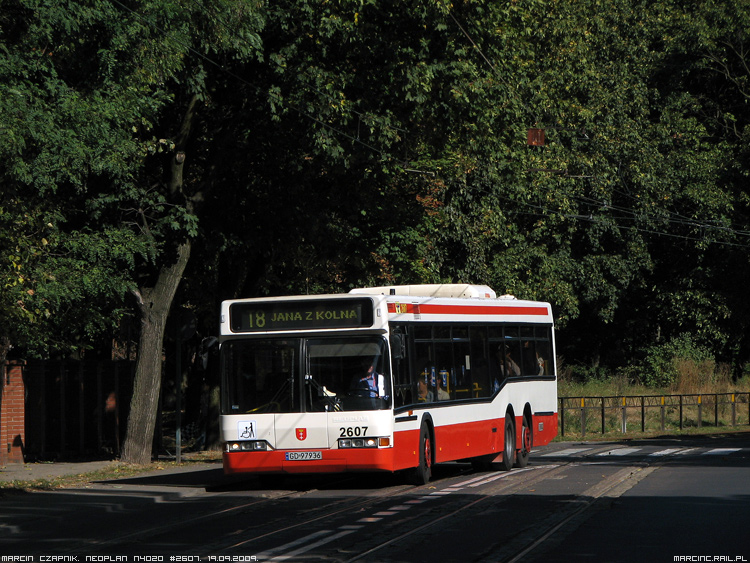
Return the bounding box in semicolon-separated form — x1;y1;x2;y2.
230;298;374;332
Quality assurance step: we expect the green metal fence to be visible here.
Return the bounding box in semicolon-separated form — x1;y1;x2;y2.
559;392;750;437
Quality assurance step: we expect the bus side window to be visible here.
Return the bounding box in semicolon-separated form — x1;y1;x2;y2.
392;356;411;407
522;340;537;376
392;326;412;407
413;339;434;403
452;337;470;399
520;326;536;376
469;326;490;397
488;326;504;391
504;334;522;377
433;340;452;401
536;327;552;375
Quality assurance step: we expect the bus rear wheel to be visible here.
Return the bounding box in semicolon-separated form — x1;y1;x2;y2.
515;414;532;468
409;422;432;485
499;415;515;471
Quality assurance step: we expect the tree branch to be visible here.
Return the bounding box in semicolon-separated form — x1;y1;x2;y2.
168;94;200;197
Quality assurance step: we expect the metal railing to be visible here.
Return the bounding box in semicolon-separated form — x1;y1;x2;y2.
559;392;750;437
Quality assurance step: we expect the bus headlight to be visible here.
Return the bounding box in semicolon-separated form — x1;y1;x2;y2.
338;437;379;449
226;441;270;452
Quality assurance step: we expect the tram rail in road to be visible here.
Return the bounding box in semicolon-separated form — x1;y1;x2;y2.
1;434;748;562
239;438;750;562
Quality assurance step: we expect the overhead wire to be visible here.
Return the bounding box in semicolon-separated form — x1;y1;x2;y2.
110;0;750;248
554;189;744;238
445;8;750;249
500;190;750;249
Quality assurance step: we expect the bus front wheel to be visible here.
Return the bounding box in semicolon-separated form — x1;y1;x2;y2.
410;422;433;485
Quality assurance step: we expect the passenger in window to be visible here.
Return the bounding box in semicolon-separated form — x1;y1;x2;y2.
437;369;450;400
522;341;545;375
350;358;386;398
417;379;434;402
536;353;545;375
536;343;549;375
502;350;521;377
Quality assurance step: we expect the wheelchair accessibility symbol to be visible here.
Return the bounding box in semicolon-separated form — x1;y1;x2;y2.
238;420;257;439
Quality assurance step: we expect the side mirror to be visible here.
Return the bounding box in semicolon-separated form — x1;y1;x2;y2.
199;336;219;369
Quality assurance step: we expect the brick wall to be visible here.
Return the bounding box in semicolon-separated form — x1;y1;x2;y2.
1;361;26;465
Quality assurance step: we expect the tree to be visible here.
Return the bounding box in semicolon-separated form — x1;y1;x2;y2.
662;0;750;368
150;0;750;378
0;0;151;367
6;0;750;455
0;0;265;464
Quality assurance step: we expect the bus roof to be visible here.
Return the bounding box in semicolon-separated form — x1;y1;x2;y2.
349;284;499;299
220;285;553;336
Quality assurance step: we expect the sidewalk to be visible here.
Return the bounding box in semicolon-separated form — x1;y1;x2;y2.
0;460;121;483
0;456;233;491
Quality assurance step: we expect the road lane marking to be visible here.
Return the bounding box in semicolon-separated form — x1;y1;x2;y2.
702;448;741;455
648;448;683;456
254;530;333;560
541;447;593;457
267;529;356;561
596;447;642;456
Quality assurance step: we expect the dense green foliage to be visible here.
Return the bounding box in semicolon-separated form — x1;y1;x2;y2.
642;333;715;388
3;0;750;391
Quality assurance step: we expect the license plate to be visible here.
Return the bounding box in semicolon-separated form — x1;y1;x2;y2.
285;451;322;461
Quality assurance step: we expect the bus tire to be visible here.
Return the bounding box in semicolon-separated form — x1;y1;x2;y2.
515;414;532;468
499;415;515;471
409;422;433;485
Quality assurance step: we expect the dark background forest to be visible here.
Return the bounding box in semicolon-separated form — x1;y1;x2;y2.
3;0;750;460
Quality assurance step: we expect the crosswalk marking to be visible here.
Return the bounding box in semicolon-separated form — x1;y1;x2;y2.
541;447;592;457
542;446;745;459
648;448;683;456
702;448;741;456
597;447;641;456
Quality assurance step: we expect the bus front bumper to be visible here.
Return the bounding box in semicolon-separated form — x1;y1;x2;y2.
222;448;395;475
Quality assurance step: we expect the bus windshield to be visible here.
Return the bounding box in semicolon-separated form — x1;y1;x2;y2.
221;336;391;414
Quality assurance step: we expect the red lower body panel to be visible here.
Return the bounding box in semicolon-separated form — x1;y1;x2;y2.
223;447;395;475
530;412;558;447
394;412;558;470
391;419;503;470
223;412;558;475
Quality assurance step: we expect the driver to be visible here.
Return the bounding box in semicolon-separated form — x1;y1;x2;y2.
350;358;386;399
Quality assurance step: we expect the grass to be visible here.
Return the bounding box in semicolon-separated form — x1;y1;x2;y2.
558;370;750;400
556;366;750;441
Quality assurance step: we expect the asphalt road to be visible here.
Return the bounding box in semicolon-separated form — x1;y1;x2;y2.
1;433;748;562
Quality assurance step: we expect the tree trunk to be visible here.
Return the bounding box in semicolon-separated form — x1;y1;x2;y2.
121;241;191;464
120;94;198;465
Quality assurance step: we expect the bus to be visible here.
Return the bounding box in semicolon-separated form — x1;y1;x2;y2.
219;284;558;484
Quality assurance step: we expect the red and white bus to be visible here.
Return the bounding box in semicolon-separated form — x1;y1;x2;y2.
219;284;558;483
